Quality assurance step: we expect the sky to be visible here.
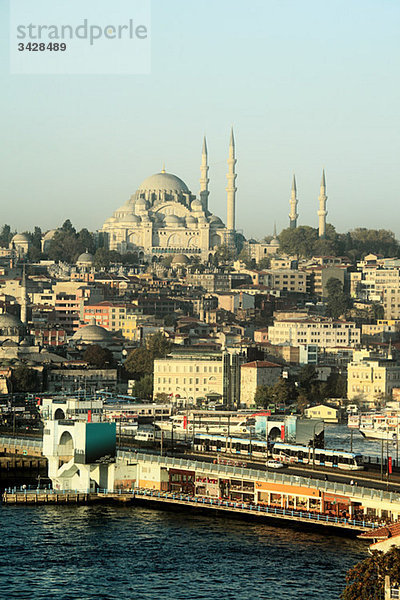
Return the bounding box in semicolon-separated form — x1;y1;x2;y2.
0;0;399;240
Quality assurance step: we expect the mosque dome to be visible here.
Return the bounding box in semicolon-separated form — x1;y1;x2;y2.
123;214;141;224
0;313;24;329
191;199;203;211
42;229;57;241
209;215;223;225
137;172;189;195
186;215;197;224
76;251;94;266
171;253;190;265
72;319;111;343
165;214;182;226
12;233;30;243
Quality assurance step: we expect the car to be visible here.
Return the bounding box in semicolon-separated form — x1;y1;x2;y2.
266;459;284;469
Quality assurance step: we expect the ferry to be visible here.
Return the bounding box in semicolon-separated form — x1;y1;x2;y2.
155;410;255;436
348;412;400;440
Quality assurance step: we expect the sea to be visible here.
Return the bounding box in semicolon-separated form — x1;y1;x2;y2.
1;424;379;600
1;502;366;600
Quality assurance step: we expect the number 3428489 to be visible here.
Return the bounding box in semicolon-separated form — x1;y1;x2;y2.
18;42;66;51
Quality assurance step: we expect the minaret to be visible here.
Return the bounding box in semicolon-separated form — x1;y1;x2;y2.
289;174;298;229
20;265;28;325
318;169;328;238
199;136;209;212
226;127;237;235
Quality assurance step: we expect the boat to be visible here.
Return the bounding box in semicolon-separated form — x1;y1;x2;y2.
348;412;400;440
155;410;253;436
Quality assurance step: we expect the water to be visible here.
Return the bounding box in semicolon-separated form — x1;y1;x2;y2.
1;503;366;600
325;423;398;459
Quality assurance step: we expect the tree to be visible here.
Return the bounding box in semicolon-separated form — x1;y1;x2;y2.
297;364;319;403
133;374;153;400
0;225;14;248
47;220;95;263
11;366;41;392
278;226;319;258
154;392;170;403
257;257;271;270
341;548;400;600
254;384;272;408
326;277;351;319
83;344;115;368
124;333;171;379
213;243;236;264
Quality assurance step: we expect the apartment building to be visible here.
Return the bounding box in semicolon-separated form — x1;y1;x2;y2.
347;351;400;404
268;318;360;348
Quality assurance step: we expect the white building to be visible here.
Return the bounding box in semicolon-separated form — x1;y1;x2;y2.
268;318;360;349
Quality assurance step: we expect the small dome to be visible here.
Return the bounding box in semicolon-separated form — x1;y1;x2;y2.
191;199;203;211
171;254;190;265
43;229;57;241
165;214;182;226
0;313;24;328
186;215;197;224
136;197;147;206
123;214;141;224
76;251;94;265
72;319;111;343
209;215;223;225
12;233;30;243
137;172;189;195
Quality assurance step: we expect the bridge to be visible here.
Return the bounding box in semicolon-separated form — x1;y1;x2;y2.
1;486;378;533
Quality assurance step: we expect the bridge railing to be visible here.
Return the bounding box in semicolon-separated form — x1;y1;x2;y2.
0;435;43;450
131;487;378;529
118;450;400;505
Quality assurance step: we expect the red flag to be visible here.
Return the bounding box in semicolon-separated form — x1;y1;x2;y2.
389;457;393;474
280;425;285;441
88;409;92;423
183;415;187;430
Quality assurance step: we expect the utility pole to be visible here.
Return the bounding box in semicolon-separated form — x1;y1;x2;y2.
381;437;384;481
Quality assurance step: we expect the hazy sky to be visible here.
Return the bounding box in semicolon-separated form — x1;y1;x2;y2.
0;0;399;240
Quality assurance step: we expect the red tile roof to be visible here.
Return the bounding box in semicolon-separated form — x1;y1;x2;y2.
241;360;281;369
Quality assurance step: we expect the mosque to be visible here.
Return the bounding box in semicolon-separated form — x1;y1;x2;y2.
100;131;238;262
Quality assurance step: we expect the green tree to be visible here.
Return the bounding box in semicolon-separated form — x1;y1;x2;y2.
124;333;171;379
83;344;115;368
298;365;318;400
278;226;319;258
254;384;272;408
47;221;95;263
326;277;351;319
133;374;153;400
11;366;41;392
257;257;271;270
213;243;236;264
341;548;400;600
0;225;14;248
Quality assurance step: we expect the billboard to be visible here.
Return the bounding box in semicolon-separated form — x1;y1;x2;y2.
85;422;116;463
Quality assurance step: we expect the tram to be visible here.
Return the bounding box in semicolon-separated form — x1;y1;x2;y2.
193;434;364;471
272;442;364;471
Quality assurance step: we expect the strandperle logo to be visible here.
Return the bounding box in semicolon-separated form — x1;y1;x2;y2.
16;19;148;46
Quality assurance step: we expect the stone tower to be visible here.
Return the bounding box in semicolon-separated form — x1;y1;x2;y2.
318;169;328;238
226;127;237;234
199;136;209;212
289;174;298;229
